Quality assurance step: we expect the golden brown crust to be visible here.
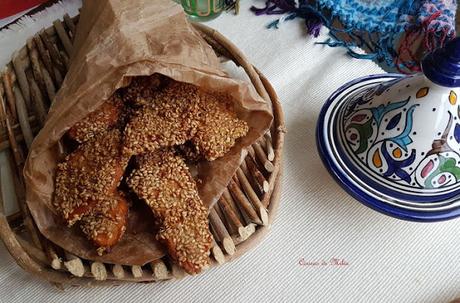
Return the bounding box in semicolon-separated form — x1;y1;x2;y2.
67;95;124;144
54;129;128;226
55;78;247;263
123;82;201;156
80;192;129;255
192;91;249;161
127;150;212;274
118;74;164;106
123;80;248;160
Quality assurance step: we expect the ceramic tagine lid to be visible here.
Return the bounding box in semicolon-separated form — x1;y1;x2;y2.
317;37;460;221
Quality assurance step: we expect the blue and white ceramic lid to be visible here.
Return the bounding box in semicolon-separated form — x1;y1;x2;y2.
317;37;460;222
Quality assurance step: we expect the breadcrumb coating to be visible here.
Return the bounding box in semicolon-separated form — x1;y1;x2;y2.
54;129;128;226
127;150;212;274
67;95;124;144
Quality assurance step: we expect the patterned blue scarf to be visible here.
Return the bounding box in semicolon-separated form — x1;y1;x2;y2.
250;0;457;73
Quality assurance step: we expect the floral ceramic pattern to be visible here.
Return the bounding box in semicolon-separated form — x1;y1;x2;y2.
343;79;460;191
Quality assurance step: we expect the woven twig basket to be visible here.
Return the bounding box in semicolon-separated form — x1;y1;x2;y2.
0;15;285;287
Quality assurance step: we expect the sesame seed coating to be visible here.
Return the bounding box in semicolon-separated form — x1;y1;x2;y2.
127;149;212;274
123;82;200;156
55;77;248;264
123;80;248;160
118;74;164;106
192;91;249;161
67;95;125;144
175;140;203;163
80;192;129;255
54;129;128;226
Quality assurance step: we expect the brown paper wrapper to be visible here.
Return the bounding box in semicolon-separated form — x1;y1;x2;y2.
24;0;272;265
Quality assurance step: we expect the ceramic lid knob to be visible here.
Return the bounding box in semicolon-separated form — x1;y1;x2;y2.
422;37;460;88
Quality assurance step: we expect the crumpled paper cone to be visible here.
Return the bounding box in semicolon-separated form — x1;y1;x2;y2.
24;0;272;265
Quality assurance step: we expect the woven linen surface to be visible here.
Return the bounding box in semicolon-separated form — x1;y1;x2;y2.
1;1;460;302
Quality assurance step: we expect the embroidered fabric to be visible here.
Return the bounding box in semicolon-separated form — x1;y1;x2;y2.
250;0;457;73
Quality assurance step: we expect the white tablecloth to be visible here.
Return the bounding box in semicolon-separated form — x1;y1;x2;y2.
1;1;460;302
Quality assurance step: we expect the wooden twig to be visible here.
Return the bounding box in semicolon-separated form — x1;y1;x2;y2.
60;51;70;70
245;223;256;237
39;31;66;75
236;168;268;225
3;125;62;272
211;239;225;265
64;252;85;277
15;236;67;293
39;61;56;102
263;133;275;161
131;265;143;278
246;155;269;193
212;202;229;230
208;208;235;255
216;200;238;236
53;20;73;56
221;189;254;240
47;246;62;270
2;70;17;121
150;259;169;280
12;84;34;148
91;262;107;281
25;69;47;126
63;14;76;41
253;142;274;173
33;34;56;84
240;155;263;196
26;39;47;95
228;178;262;225
12;52;31;109
222;188;245;224
112;264;125;279
218;196;249;240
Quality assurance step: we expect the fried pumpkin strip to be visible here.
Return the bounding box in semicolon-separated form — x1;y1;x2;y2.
54;129;128;226
67;95;124;144
127;150;212;274
80;192;129;255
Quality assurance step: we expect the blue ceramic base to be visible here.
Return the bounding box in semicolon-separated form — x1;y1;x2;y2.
317;74;460;222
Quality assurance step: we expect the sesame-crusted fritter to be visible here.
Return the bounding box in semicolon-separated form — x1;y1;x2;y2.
118;74;165;106
127;150;212;274
192;92;249;161
67;95;124;144
123;82;201;156
80;192;129;255
123;80;248;160
54;129;128;226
